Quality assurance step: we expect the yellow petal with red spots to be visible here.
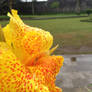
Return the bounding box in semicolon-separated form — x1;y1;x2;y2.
1;9;64;92
0;42;50;92
3;9;53;65
29;55;64;92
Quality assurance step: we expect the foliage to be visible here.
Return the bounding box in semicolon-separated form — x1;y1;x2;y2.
50;1;60;9
86;9;92;16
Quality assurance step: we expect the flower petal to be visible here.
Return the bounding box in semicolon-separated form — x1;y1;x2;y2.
0;42;50;92
3;9;53;65
29;55;64;92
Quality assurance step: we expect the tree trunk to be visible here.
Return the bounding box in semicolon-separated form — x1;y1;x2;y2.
9;0;12;10
32;2;35;15
76;0;80;14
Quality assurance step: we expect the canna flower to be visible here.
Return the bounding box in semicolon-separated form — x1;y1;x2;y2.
0;9;64;92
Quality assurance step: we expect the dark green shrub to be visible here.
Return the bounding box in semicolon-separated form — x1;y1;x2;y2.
86;9;92;16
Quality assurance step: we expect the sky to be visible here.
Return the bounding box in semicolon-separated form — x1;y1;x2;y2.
21;0;48;2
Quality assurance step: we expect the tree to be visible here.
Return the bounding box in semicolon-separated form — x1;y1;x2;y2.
50;1;59;9
0;0;21;15
76;0;81;14
9;0;19;9
50;1;60;13
86;9;92;16
31;0;37;15
0;0;9;14
9;0;12;9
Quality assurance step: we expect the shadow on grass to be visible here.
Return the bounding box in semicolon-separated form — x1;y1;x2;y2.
80;19;92;22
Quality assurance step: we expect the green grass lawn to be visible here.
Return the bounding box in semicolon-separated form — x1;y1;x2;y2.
0;13;87;19
0;17;92;54
20;13;87;18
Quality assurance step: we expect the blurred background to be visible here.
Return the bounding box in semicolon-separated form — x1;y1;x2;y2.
0;0;92;92
0;0;92;15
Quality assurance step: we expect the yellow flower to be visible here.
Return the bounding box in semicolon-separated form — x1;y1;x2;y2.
0;9;64;92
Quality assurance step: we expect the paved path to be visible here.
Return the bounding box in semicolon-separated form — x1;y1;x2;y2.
56;54;92;92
